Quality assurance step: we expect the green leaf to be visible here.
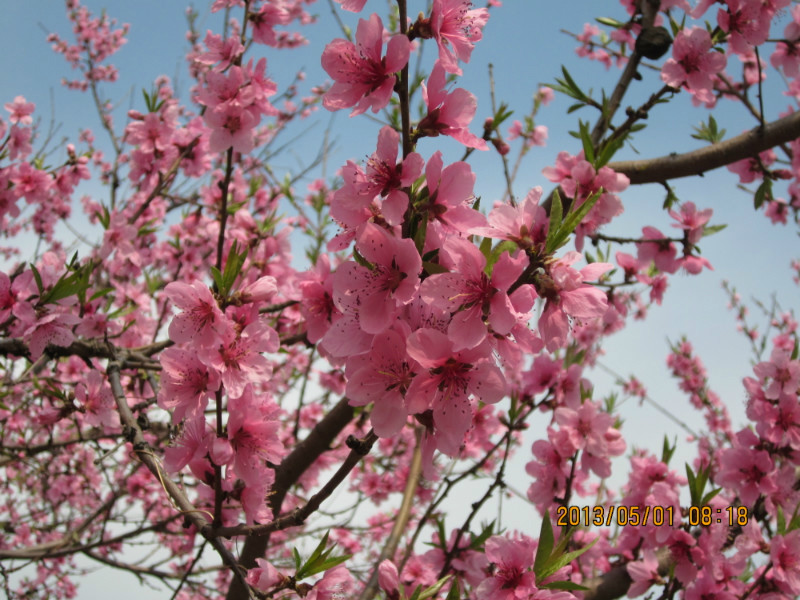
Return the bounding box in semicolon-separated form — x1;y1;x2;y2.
534;511;555;577
548;189;564;248
546;189;602;254
469;521;496;552
210;266;225;295
417;575;452;600
538;538;599;580
486;240;518;274
777;505;787;535
754;179;772;210
299;553;351;579
578;120;595;165
595;136;626;169
702;224;727;238
423;261;449;275
661;436;676;465
596;16;626;28
30;264;44;296
541;580;590;591
445;578;461;600
701;487;722;506
662;184;679;211
353;247;375;271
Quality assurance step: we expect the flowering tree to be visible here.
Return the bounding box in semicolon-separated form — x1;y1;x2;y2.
2;0;800;599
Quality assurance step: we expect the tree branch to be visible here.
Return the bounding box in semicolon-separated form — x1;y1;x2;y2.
608;110;800;185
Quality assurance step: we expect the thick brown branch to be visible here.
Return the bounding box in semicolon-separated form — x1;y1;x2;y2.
608;110;800;185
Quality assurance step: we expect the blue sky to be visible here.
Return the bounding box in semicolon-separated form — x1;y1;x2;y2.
2;1;799;597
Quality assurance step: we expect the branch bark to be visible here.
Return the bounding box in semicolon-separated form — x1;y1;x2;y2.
608;110;800;185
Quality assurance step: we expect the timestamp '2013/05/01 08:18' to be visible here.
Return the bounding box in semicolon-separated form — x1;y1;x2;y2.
555;505;750;528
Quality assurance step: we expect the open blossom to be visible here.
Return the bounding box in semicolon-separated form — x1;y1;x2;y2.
418;60;487;150
473;187;549;250
346;328;414;436
75;370;119;429
429;0;489;75
321;14;410;116
406;328;505;455
475;534;537;600
4;95;35;125
333;222;422;334
669;202;712;245
226;386;284;487
420;236;526;350
536;252;613;351
158;347;221;422
333;126;424;225
164;280;231;346
199;319;278;398
422;151;486;237
661;27;726;105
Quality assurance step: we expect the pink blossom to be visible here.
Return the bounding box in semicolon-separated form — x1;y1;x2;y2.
163;416;213;479
661;28;726;104
669;202;713;245
771;530;800;595
205;102;258;153
333;222;421;334
333;0;367;11
164;280;231;347
627;550;662;598
422;151;486;235
249;3;290;47
475;534;537;600
18;305;81;360
346;328;413;436
537;252;613;351
406;328;505;455
158;347;221;423
305;565;356;600
420;236;525;349
75;370;119;430
429;0;489;75
473;187;549;251
247;558;286;592
419;60;487;150
198;319;278;397
333;126;423;224
636;226;679;274
321;14;410;116
226;386;284;487
4;96;35;125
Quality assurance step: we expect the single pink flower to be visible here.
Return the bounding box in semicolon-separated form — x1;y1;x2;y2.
333;222;421;334
198;320;278;397
429;0;489;75
346;328;414;436
321;14;410;116
419;60;487;150
4;95;35;125
661;27;726;104
406;328;505;455
226;386;284;487
537;252;612;351
158;347;221;422
165;280;231;347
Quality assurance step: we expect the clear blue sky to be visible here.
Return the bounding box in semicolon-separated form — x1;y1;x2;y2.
2;1;799;597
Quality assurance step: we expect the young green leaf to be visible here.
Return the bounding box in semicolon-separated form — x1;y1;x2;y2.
534;510;555;577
